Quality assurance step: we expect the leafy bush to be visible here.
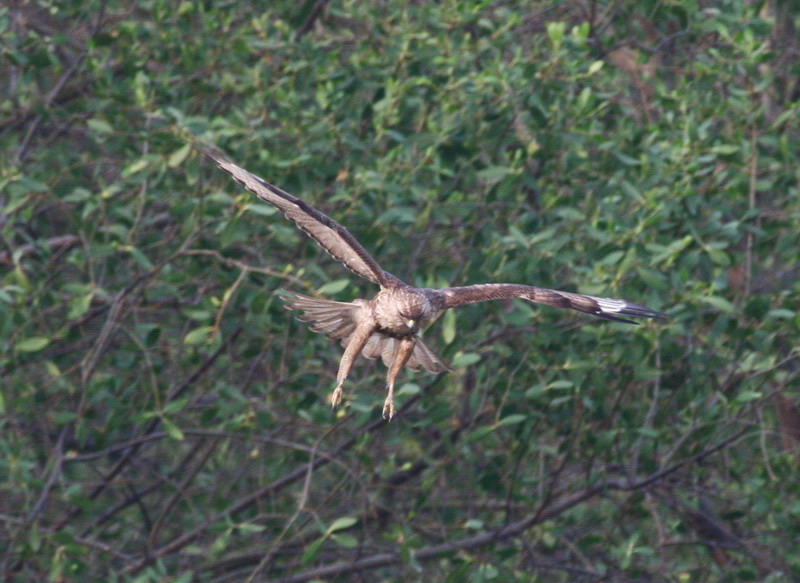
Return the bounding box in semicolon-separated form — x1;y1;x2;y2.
1;1;798;581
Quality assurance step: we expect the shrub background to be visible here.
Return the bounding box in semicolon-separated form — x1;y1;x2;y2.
2;1;799;581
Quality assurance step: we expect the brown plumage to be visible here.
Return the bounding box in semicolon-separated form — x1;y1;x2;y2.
199;143;667;419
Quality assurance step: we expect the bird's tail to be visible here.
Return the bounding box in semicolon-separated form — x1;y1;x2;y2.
361;334;451;374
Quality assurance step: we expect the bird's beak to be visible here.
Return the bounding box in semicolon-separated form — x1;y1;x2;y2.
406;319;416;329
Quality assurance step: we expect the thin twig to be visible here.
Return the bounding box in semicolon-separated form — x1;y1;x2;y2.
212;266;249;341
26;429;66;523
182;248;309;288
147;437;221;549
294;0;331;41
744;125;758;297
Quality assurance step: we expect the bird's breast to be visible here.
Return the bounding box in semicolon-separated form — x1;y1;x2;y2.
374;311;416;338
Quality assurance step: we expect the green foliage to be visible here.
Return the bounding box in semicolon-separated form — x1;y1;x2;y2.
2;0;799;581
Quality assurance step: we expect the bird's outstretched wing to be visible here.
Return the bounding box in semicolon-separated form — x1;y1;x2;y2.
198;143;398;288
432;283;666;324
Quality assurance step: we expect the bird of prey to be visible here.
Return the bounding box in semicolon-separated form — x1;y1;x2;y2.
199;144;666;420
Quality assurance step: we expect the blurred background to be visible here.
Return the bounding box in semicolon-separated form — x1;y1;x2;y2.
1;1;798;581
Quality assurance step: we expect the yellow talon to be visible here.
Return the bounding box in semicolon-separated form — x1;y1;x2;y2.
330;385;344;408
382;398;395;421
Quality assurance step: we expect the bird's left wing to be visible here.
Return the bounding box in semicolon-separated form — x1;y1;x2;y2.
431;283;666;324
198;143;397;288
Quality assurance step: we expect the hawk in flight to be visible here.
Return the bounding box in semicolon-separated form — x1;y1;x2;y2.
200;144;666;419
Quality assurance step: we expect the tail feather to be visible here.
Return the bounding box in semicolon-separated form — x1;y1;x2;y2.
410;338;452;373
361;334;450;374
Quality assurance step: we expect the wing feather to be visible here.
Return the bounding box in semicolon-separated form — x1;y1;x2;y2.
281;292;362;340
199;143;397;288
431;283;666;324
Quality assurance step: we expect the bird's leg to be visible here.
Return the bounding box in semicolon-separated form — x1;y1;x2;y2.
383;337;415;421
330;319;375;409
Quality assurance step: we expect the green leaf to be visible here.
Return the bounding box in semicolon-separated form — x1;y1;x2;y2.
168;143;192;167
497;414;527;426
600;251;624;266
398;382;420;397
476;166;513;181
546;21;565;47
68;293;94;320
612;151;640;166
766;309;794;320
87;118;113;135
649;236;693;264
16;337;51;352
326;516;357;534
706;247;730;266
161;417;185;440
331;533;358;549
53;411;78;424
710;144;739;155
317;279;349;295
120;245;154;270
587;60;604;75
442;309;456;345
734;391;761;404
162;398;188;414
122;157;152;176
184;325;215;345
235;523;266;534
452;352;481;367
703;296;734;314
548;380;574;390
300;536;326;565
19;176;49;193
243;202;278;217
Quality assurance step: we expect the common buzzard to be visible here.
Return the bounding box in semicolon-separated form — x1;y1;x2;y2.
199;144;666;419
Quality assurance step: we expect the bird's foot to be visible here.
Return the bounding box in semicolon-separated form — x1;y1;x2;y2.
382;396;395;421
329;385;344;409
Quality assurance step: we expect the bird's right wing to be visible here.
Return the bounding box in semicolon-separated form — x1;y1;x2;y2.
199;143;398;288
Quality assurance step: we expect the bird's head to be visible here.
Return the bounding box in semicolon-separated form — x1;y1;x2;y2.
399;310;420;332
397;296;430;333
